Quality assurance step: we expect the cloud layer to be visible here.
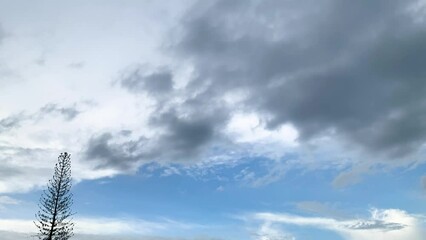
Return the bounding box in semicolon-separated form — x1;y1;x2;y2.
1;0;426;193
93;0;426;186
0;216;208;239
173;0;426;159
91;0;426;178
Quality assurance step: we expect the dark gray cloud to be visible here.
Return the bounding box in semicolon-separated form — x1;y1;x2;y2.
150;106;229;160
173;0;426;159
40;103;80;120
94;0;426;173
85;133;146;171
120;67;174;95
0;114;25;133
346;220;406;231
0;103;81;134
91;60;231;170
84;104;229;170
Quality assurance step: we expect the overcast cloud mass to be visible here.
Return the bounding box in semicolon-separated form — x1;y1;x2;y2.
1;0;426;239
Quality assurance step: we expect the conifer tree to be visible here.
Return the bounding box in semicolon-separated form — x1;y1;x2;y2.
34;152;75;240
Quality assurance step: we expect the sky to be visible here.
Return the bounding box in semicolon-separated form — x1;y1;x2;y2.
1;0;426;239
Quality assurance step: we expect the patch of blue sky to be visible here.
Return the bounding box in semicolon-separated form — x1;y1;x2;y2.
68;156;425;219
6;156;425;224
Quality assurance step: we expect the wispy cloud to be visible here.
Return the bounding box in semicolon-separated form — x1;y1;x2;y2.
39;103;81;121
0;216;207;237
246;208;425;240
420;175;426;191
0;196;20;209
295;201;348;219
0;102;84;134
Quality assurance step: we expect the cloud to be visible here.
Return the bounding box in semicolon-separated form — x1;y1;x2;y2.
2;0;426;193
39;103;81;121
232;159;293;188
0;113;25;133
0;231;221;240
295;201;347;219
68;61;85;69
150;108;229;161
0;144;121;194
0;23;4;44
86;67;232;169
0;196;20;209
0;216;210;240
84;132;146;171
73;236;222;240
0;0;227;194
0;146;58;193
421;175;426;190
0;103;81;133
252;222;295;240
331;163;373;188
172;0;426;165
120;66;174;95
84;106;229;170
0;101;90;193
81;0;426;185
250;208;425;240
0;231;31;240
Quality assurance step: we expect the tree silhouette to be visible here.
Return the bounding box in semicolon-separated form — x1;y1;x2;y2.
34;152;75;240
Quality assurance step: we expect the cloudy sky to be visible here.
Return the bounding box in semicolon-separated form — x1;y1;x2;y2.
1;0;426;239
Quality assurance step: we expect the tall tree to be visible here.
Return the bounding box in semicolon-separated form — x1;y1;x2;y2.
34;152;75;240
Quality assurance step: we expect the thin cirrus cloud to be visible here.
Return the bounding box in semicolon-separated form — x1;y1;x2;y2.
39;103;81;121
0;196;20;209
0;102;82;134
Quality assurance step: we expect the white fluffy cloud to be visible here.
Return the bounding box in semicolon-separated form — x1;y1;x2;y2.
253;222;295;240
0;0;193;194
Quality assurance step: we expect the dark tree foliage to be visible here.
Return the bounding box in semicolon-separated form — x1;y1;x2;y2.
34;152;75;240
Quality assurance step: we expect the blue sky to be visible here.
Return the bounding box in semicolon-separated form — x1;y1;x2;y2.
1;0;426;239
